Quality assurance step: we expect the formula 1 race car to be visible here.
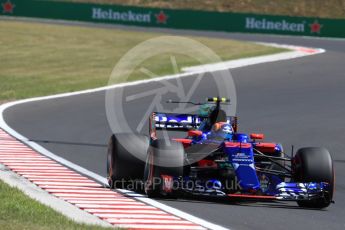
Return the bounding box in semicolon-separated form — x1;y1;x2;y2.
107;97;335;209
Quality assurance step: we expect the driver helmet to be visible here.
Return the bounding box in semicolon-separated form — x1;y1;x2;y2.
211;122;233;138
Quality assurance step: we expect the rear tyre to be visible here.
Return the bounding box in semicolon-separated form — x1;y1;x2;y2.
144;139;184;198
107;133;149;189
292;147;334;209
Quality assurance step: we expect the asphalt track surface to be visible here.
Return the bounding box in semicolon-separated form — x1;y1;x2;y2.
3;25;345;230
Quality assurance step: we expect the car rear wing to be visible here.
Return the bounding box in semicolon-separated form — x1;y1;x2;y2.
149;112;238;139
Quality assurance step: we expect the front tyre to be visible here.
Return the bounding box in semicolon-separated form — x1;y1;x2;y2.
292;147;334;209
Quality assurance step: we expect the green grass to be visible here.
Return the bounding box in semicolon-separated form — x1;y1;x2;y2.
0;20;285;102
62;0;345;19
0;180;112;230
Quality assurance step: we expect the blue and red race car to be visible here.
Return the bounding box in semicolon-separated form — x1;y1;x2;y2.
107;97;334;209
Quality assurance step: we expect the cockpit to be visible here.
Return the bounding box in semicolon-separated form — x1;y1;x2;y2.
206;122;234;140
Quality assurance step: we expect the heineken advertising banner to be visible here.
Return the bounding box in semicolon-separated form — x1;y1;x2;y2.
1;0;345;38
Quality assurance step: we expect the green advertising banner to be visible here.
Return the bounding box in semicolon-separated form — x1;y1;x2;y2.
1;0;345;38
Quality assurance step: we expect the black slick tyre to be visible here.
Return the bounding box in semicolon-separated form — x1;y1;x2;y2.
144;139;184;198
292;147;334;209
107;133;149;189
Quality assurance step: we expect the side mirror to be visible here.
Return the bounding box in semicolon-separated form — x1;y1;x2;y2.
188;130;203;137
250;133;264;140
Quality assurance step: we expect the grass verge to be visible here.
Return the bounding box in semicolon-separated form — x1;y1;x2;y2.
0;179;111;230
0;20;286;102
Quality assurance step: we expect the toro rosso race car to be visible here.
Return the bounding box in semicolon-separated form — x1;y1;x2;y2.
107;97;334;209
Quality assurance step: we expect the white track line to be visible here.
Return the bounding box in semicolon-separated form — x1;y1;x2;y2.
96;213;181;219
182;43;324;72
112;224;205;229
0;43;325;230
85;209;167;214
